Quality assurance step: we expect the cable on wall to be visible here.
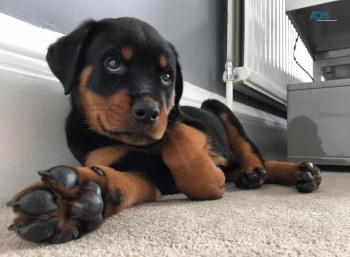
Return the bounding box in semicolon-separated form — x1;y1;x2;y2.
293;35;314;82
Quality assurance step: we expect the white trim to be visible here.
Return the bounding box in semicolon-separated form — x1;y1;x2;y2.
233;67;287;105
285;0;338;12
0;14;286;128
181;81;286;127
0;13;62;80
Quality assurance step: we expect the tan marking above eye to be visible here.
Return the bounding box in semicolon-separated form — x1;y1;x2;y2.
159;55;168;69
121;47;133;61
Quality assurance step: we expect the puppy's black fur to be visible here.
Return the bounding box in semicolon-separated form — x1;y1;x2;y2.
7;17;321;244
47;18;239;194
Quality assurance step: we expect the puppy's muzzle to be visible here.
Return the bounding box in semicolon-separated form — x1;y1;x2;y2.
132;101;160;124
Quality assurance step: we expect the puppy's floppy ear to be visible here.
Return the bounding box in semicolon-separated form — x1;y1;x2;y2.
174;60;183;114
168;43;183;114
46;20;96;95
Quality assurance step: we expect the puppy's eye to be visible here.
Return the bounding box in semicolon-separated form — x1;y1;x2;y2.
160;73;172;86
104;56;122;72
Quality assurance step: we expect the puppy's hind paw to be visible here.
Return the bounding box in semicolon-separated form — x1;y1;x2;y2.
296;162;322;193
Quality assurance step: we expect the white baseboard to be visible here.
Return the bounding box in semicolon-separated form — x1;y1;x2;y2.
0;14;63;80
0;14;288;200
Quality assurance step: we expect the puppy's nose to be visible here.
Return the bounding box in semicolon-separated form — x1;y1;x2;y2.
133;102;160;124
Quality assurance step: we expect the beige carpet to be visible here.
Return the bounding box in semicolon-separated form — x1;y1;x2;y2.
0;172;349;257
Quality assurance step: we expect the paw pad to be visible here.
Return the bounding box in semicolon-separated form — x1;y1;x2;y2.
72;181;104;217
9;218;58;242
235;167;267;189
299;162;313;171
8;166;105;244
7;189;57;215
38;167;77;189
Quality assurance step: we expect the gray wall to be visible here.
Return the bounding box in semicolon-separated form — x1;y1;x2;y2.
0;0;226;95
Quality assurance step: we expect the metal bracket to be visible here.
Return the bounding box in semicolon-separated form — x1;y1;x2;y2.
223;62;238;82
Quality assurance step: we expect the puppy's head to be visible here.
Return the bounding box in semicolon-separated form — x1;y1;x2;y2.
47;18;183;146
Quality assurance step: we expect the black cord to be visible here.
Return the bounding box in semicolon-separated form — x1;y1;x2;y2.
293;36;314;82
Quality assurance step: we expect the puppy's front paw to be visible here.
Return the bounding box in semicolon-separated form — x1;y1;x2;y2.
7;166;108;244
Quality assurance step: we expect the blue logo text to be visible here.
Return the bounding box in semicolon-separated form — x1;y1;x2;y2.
309;11;330;20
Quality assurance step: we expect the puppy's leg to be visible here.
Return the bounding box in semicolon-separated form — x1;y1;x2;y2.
161;123;225;200
201;100;322;192
201;100;267;189
7;166;158;244
265;161;322;193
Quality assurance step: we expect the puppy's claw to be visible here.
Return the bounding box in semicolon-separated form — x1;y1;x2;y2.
6;200;18;208
8;224;19;231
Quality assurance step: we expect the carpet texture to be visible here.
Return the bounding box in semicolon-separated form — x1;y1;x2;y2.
0;172;349;257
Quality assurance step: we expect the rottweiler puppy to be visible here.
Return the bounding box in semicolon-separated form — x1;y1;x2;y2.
7;18;322;244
